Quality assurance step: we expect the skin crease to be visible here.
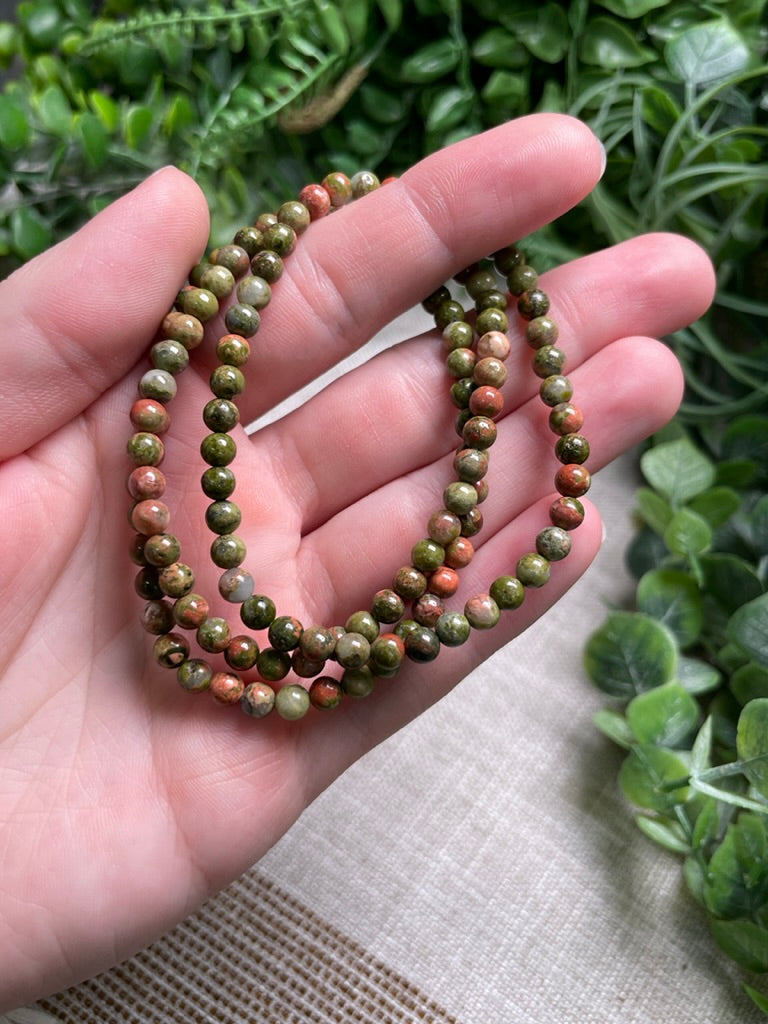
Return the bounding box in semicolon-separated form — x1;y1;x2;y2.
0;114;716;1011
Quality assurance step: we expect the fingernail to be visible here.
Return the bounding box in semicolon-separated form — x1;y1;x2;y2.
597;140;607;179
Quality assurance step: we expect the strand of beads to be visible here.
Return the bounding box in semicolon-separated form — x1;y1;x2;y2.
127;170;591;722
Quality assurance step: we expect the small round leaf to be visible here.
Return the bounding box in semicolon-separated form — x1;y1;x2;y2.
636;568;703;648
584;611;678;698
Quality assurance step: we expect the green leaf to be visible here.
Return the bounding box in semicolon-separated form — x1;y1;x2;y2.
704;816;768;919
594;0;669;17
701;553;763;614
625;527;668;580
500;4;569;63
18;0;63;50
89;90;119;132
164;93;195;137
593;708;635;749
678;656;721;696
710;917;768;972
722;416;768;483
627;682;700;747
663;507;713;559
640;438;716;506
471;27;528;69
124;105;153;149
36;84;71;136
641;84;683;137
0;94;29;150
75;111;108;168
692;795;722;850
635;813;691;854
10;207;53;261
579;15;656;68
619;744;691;811
313;0;350;55
481;70;527;105
635;486;673;535
636;569;703;648
584;611;678;698
665;19;751;87
425;86;474;134
729;594;768;667
749;495;768;553
737;699;768;798
688;487;742;529
744;986;768;1015
399;38;461;83
376;0;403;31
732;664;768;706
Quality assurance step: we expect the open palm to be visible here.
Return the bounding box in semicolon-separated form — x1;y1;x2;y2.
0;115;714;1011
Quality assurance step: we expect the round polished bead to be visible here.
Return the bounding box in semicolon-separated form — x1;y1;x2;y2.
199;263;236;298
428;509;462;545
411;538;446;573
462;416;497;450
162;311;204;350
445;535;474;568
394;618;420;642
201;466;236;500
177;658;213;693
250;249;284;282
210;365;245;399
493;245;523;274
176;286;219;321
241;594;276;630
298;183;331;221
475;307;508;336
507;264;538;295
141;599;174;635
291;650;325;679
205;500;241;534
131;399;170;434
341;667;375;698
219;567;255;603
127;432;164;467
257;648;291;681
225;635;260;671
446;347;476;378
475;477;489;503
203;398;240;433
442;320;475;351
422;285;450;314
130;533;147;566
490;575;525;610
225;303;260;338
518;289;550;320
469;385;504;419
429;566;459;598
369;633;404;672
300;626;337;661
210;533;246;568
549;402;584;435
309;676;343;710
454;448;489;483
345;610;379;643
526;316;559;349
413;592;445;628
143;532;180;567
536;526;572;561
371;589;406;624
322;171;353;207
351;170;380;198
393;565;428;600
158;562;195;598
127;465;166;500
209;244;251;276
237;274;272;309
268;615;304;652
135;567;163;600
550;496;585;530
173;592;210;629
453;263;479;285
475;288;507;312
443;481;478;515
216;333;251;366
278;199;311;234
201;433;237;467
211;671;245;705
455;408;472;438
241;681;276;718
255;211;278;231
539;375;573;407
464;593;500;630
154;632;189;668
465;267;498;299
555;433;590;465
197;616;231;653
151;339;189;375
450;378;475;410
404;626;440;663
532;345;566;379
517;553;551;588
335;632;370;669
476;330;511;361
131;499;170;536
473;357;507;388
556;464;592;497
459;507;483;537
233;226;265;256
262;223;297;258
434;299;465;330
275;683;311;720
435;611;471;647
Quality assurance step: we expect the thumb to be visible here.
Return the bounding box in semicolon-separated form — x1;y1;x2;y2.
0;167;209;460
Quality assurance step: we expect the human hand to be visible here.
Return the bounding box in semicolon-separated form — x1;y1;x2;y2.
0;114;714;1010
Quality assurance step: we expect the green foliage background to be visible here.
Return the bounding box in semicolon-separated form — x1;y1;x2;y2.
2;0;768;1012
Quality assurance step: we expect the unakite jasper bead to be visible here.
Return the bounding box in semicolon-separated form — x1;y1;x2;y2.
199;263;236;298
516;553;551;588
205;500;241;534
454;448;489;483
490;575;525;610
131;499;170;536
322;171;352;206
275;683;310;720
131;400;170;434
444;481;478;515
370;633;405;672
536;526;572;561
197;616;231;653
177;286;218;321
341;667;375;697
335;632;370;669
154;632;189;668
278;200;311;233
300;626;337;660
151;339;189;375
404;626;440;662
173;593;210;629
555;464;591;497
464;593;500;629
555;434;590;465
233;226;264;255
241;594;276;630
225;303;260;338
549;403;584;435
203;399;240;433
475;307;507;335
345;610;379;642
210;534;246;567
393;566;427;600
201;467;236;500
257;648;290;681
237;275;271;309
211;672;245;705
225;635;259;670
532;345;566;378
128;466;166;500
143;533;180;567
435;611;470;646
550;496;585;530
268;615;303;651
201;433;237;466
219;567;255;603
216;334;251;365
526;316;559;348
309;676;342;710
127;432;164;466
250;249;284;282
539;375;573;407
518;288;550;320
241;681;276;717
158;562;195;598
371;589;406;623
507;264;537;295
210;365;245;399
162;311;204;350
139;369;177;403
428;510;462;545
411;539;445;573
177;658;213;693
141;599;174;635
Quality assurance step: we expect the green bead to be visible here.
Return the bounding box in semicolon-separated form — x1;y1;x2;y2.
345;610;379;643
393;618;420;641
209;244;250;276
241;681;276;718
411;538;445;573
536;526;572;561
555;433;590;465
422;285;450;314
335;632;371;669
442;320;474;351
465;267;498;299
446;347;476;378
489;575;525;610
277;200;311;233
262;222;297;256
176;286;219;322
173;592;210;629
200;432;237;467
341;666;375;698
210;364;245;399
177;658;213;693
205;500;241;534
196;616;231;653
506;264;538;296
300;626;337;661
241;594;277;630
454;447;489;483
371;589;406;624
369;633;405;672
150;339;189;375
475;289;507;312
203;398;240;432
127;432;164;466
274;683;310;720
199;263;236;298
216;334;251;366
350;170;380;198
450;378;475;410
143;532;180;567
434;299;465;330
475;307;507;335
532;345;566;378
539;375;573;407
493;245;523;275
255;212;278;231
257;647;290;681
237;274;272;309
404;625;440;663
153;632;189;668
210;533;246;568
516;552;551;588
162;311;204;350
268;615;303;652
427;510;462;545
435;611;470;647
393;566;427;600
233;226;264;256
443;481;478;515
250;249;284;282
225;303;260;338
158;561;195;598
139;369;177;403
225;634;260;670
518;289;550;321
462;415;497;450
526;316;559;349
464;593;500;629
201;466;236;499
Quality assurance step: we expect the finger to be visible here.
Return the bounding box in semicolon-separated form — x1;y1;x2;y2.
225;114;605;423
0;167;210;460
254;232;713;532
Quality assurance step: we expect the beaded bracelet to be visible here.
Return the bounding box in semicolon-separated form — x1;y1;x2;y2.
127;170;591;722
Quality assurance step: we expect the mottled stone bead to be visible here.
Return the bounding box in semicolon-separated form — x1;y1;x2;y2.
139;368;177;404
154;632;189;668
226;635;260;671
465;266;498;299
453;262;479;285
393;565;428;600
209;244;251;276
393;618;420;641
255;212;278;232
469;385;504;419
555;433;590;465
518;288;550;320
475;288;507;312
462;415;497;450
241;594;276;630
199;263;236;298
322;171;353;207
404;625;440;663
411;538;446;573
532;345;566;378
536;526;572;561
173;592;210;629
275;683;311;720
237;275;272;309
158;561;195;598
205;500;241;534
216;333;251;366
517;553;551;588
201;433;237;467
526;316;559;349
278;199;311;234
475;307;508;336
225;303;260;338
429;566;459;598
428;509;462;545
257;647;291;681
298;183;331;221
473;357;507;389
371;588;406;624
141;599;174;635
444;481;478;515
127;432;164;467
135;566;163;600
210;533;246;568
262;223;297;258
211;671;245;705
291;650;325;679
309;676;343;710
131;399;170;435
445;535;474;569
176;286;219;322
413;592;444;628
203;398;240;433
268;615;304;652
143;532;180;567
435;610;471;646
241;681;276;718
549;402;584;436
177;658;213;693
459;507;483;538
490;575;525;610
162;311;204;350
151;339;189;376
442;320;474;351
507;264;538;295
201;466;236;500
210;365;245;399
351;170;380;198
493;245;523;275
434;299;465;331
454;448;489;484
476;330;511;361
197;616;231;653
345;610;379;643
335;632;370;669
539;375;573;407
233;226;264;256
475;478;489;503
550;496;585;530
250;249;284;282
219;567;255;603
464;593;500;630
455;408;472;438
555;464;591;497
369;633;405;673
300;625;337;661
127;465;166;500
422;285;450;314
450;378;475;410
341;667;375;698
130;533;147;566
446;347;476;379
131;499;170;536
